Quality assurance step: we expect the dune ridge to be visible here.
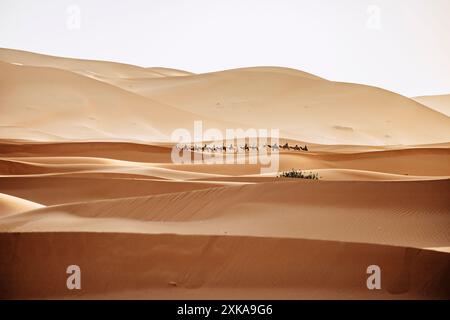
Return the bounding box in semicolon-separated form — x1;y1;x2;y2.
0;193;44;217
413;94;450;116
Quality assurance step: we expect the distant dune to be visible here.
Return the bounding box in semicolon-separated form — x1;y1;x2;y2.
0;48;176;79
413;94;450;117
1;48;449;145
0;60;240;141
111;67;450;145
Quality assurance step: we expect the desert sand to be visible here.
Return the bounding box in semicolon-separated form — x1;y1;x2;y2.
414;94;450;117
0;48;449;299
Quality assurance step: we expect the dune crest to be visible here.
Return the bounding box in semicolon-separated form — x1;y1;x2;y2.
0;193;44;217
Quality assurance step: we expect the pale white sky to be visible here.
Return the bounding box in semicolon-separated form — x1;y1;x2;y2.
1;0;449;97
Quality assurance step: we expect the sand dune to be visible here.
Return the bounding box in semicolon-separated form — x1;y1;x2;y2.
413;94;450;116
0;48;192;79
0;175;235;205
0;48;449;300
1;141;449;211
146;67;193;77
3;141;449;179
1;232;449;299
155;147;450;176
0;61;238;142
302;168;448;181
86;67;450;145
1;179;449;299
0;140;173;162
1;179;449;249
0;193;44;217
203;169;448;182
1;48;450;145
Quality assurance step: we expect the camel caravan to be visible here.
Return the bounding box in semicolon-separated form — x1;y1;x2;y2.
176;142;308;153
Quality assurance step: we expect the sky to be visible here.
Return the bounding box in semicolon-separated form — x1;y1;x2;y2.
1;0;450;97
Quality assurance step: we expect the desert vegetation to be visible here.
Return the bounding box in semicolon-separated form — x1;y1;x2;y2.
278;169;319;180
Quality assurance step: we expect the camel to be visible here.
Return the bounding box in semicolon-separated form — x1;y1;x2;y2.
240;143;250;152
269;143;280;150
281;143;290;150
179;142;307;154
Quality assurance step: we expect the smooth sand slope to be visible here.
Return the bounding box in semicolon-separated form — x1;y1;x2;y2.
414;94;450;117
1;232;449;299
0;193;44;217
0;61;240;142
1;180;449;299
1;48;450;145
107;67;450;145
0;49;449;299
2;179;449;249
